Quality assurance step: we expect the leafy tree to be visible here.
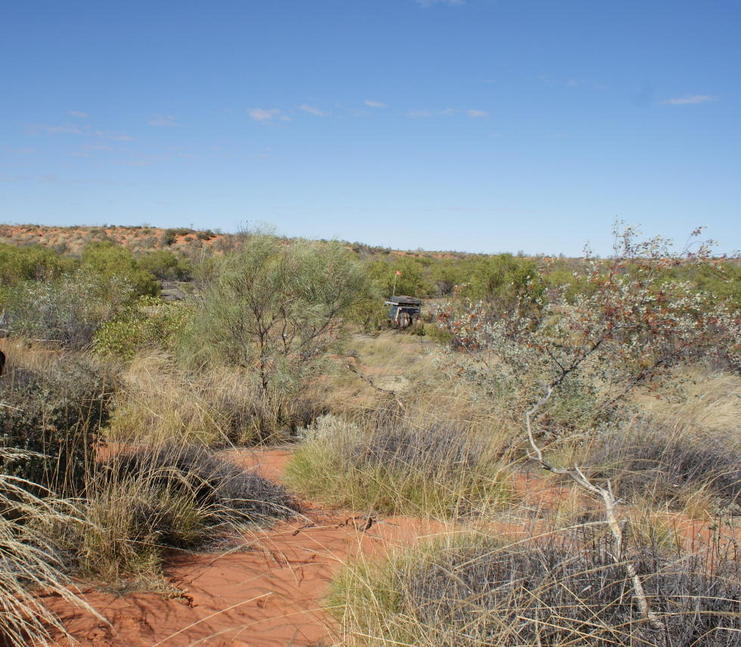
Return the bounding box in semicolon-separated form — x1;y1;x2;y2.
184;235;369;427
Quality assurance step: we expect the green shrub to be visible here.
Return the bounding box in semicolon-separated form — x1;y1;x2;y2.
137;250;193;281
182;235;369;437
93;298;189;360
3;270;136;349
0;242;75;286
0;354;114;494
81;241;159;296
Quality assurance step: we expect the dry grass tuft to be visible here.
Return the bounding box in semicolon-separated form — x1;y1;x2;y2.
107;353;319;445
0;449;100;647
286;409;512;518
331;529;740;647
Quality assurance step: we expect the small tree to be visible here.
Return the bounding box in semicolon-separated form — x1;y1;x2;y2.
439;224;739;629
185;235;369;429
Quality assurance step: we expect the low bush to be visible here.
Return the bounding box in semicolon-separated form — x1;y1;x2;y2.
93;298;189;360
331;531;740;647
0;452;98;647
80;241;159;297
58;443;298;582
0;351;115;494
586;419;740;511
3;270;137;349
137;250;193;281
286;411;510;518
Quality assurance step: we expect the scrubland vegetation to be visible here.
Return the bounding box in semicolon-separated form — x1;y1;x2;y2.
0;224;738;646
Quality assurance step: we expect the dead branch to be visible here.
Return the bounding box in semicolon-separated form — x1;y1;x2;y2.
524;385;664;631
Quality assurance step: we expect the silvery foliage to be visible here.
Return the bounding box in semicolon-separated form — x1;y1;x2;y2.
7;270;135;349
437;225;739;427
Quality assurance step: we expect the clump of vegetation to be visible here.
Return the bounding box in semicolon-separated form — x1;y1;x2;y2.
93;298;189;360
286;411;511;517
586;419;740;511
0;348;114;493
331;532;740;647
80;241;159;297
0;451;99;647
3;270;137;349
54;442;297;582
137;249;193;281
106;353;322;445
182;234;369;436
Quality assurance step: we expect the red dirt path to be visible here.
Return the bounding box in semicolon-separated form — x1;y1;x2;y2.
44;449;451;647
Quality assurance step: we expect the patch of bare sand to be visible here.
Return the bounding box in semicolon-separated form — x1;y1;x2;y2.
45;449;451;647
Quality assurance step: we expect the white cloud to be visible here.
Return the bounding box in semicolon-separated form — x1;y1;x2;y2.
416;0;465;7
95;130;135;141
298;104;328;116
40;124;84;135
363;99;387;108
467;109;488;118
406;109;434;118
662;95;717;105
248;107;291;122
67;110;89;118
148;115;179;127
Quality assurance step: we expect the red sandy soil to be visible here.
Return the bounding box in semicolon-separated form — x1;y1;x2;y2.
42;448;738;647
43;449;453;647
0;224;226;255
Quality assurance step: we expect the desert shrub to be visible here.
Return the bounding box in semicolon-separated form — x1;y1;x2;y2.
0;450;98;647
182;235;368;436
93;297;190;360
0;242;75;287
586;419;740;510
3;270;136;349
137;249;193;281
286;412;510;517
64;443;297;581
332;532;740;647
0;353;114;494
80;241;159;297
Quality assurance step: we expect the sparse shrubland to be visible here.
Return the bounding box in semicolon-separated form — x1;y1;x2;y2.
0;225;738;646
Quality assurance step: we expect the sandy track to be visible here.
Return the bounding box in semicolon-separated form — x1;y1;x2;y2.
44;449;449;647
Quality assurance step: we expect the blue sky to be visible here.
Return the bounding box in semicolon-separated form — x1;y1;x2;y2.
1;0;739;255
